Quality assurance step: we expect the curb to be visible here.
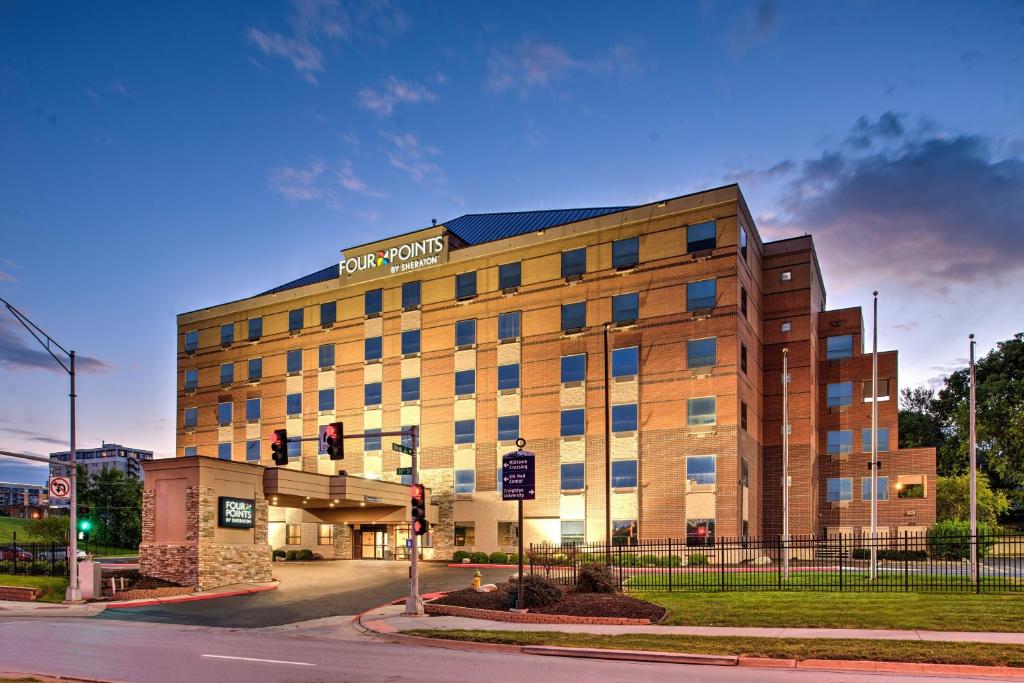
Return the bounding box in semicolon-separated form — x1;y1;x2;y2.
0;670;114;683
522;644;737;666
446;563;519;569
105;581;278;609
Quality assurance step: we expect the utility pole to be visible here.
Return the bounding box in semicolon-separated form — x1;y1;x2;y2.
869;291;879;581
969;334;978;585
406;425;423;616
603;323;612;562
782;347;790;580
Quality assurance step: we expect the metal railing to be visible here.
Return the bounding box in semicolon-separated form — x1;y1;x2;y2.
1;534;139;577
528;531;1024;593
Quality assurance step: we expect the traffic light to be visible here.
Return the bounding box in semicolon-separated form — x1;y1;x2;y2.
271;428;288;466
78;518;92;533
325;422;344;460
410;483;429;536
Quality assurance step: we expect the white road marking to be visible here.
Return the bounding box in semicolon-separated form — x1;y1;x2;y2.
202;654;316;666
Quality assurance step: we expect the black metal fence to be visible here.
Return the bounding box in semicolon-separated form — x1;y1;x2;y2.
528;531;1024;593
1;534;139;577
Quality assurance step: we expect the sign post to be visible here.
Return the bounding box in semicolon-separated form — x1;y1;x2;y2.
502;439;535;611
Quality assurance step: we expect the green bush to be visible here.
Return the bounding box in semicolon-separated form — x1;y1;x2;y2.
470;551;489;564
272;549;286;559
285;550;298;561
488;551;509;564
502;575;562;609
506;553;520;565
853;548;928;561
452;550;472;562
576;562;616;593
296;549;314;561
686;553;709;566
659;554;683;567
638;554;660;567
927;520;997;560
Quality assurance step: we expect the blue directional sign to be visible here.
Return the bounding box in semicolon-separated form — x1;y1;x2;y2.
501;450;536;501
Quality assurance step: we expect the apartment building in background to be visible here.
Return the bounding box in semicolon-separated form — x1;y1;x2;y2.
0;482;48;518
175;184;936;559
50;442;154;480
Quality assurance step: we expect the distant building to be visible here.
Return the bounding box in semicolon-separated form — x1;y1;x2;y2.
0;482;48;519
50;442;154;480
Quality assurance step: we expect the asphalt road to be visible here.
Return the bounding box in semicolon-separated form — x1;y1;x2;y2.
99;560;512;627
1;618;1002;683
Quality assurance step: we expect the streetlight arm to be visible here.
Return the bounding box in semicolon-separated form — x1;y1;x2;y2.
0;297;72;372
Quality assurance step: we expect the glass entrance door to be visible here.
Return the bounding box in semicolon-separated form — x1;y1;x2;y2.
360;529;389;559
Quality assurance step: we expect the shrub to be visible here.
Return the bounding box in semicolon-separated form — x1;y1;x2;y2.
488;551;509;564
851;548;869;560
470;551;489;564
296;549;314;561
686;553;709;566
927;520;997;561
452;550;472;563
659;554;683;568
285;550;298;561
272;549;286;559
506;553;520;565
576;563;616;593
502;575;562;609
852;548;928;561
638;554;660;567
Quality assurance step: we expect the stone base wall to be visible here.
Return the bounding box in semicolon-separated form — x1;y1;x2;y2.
420;469;454;560
139;542;198;587
197;543;273;590
333;524;353;559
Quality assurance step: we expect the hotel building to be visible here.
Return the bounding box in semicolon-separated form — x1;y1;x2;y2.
175;184;936;560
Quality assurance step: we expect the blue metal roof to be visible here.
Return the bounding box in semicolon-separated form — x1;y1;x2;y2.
259;263;339;296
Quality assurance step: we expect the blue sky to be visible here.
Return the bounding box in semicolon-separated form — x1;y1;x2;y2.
2;0;1022;483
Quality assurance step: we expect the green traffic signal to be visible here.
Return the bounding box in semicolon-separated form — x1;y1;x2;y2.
78;519;92;532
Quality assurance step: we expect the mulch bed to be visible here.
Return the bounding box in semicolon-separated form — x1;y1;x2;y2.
102;568;185;591
431;582;666;622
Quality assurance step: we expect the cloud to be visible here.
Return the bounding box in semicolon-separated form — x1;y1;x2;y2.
0;269;14;283
335;160;387;197
0;317;109;373
485;39;643;95
380;131;445;185
757;112;1024;289
356;76;438;116
0;425;67;448
727;0;781;57
268;160;326;200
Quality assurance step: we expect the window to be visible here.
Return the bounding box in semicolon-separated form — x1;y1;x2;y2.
612;404;638;432
560;463;585;491
497;363;520;390
612;292;639;323
561;247;586;278
248;358;262;382
781;321;792;332
184;408;197;428
220;323;234;346
320;301;336;327
561;302;586;332
687;220;717;252
286;524;301;545
687;396;716;427
246;440;260;462
861;428;890;453
612;346;639;377
686;455;716;485
454;522;475;546
862;379;891;401
365;289;382;316
827;382;853;407
497;415;520;442
401;377;420;402
365;336;382;361
740;458;749;487
455;271;477;300
220;363;234;385
497;311;521;341
401;329;420;355
184;446;197;457
318;388;334;412
289;308;303;333
455;319;476;347
781;270;792;282
455;419;475;444
185;330;198;353
402;281;421;309
245;398;261;422
740;287;748;317
740;402;748;431
561;354;586;383
612;237;639;269
740;344;748;374
560;520;585;545
248;317;262;341
218;442;232;461
364;429;381;451
862;476;890;501
687;338;716;369
827;478;853;502
898;483;925;499
499;262;521;290
560;409;585;437
286;392;301;416
827;430;854;455
318;524;334;545
319;344;334;369
455;369;475;396
287;349;302;374
455;469;476;494
185;368;198;391
217;401;232;426
364;382;382;406
739;225;748;260
611;459;638;488
827;335;853;360
686;519;715;547
287;439;300;457
687;278;717;310
613;520;638;546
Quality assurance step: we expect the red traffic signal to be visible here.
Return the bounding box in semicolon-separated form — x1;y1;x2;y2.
325;422;344;461
271;428;288;466
410;484;428;536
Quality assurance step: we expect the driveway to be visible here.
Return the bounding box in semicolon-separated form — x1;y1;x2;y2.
99;560;511;627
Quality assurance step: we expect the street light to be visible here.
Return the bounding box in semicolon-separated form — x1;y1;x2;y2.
969;333;978;585
0;296;82;602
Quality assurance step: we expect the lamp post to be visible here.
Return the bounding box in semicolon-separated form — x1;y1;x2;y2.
969;334;977;585
0;297;81;602
869;291;879;581
782;347;790;581
603;323;612;561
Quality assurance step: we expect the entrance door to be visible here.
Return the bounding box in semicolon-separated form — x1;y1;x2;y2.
360;529;389;559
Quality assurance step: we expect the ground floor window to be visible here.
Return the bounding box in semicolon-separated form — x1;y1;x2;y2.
286;524;301;545
560;520;585;545
317;524;334;545
686;519;715;547
454;522;475;546
898;482;925;498
497;521;519;545
612;519;638;546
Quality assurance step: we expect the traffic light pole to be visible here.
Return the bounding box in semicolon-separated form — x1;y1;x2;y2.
405;426;423;616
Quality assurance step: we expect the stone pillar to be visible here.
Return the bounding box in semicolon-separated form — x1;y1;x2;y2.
333;524;353;560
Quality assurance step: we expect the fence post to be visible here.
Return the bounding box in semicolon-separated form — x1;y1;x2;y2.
777;536;782;589
667;538;673;592
903;531;908;592
976;530;982;595
838;533;843;591
617;541;623;591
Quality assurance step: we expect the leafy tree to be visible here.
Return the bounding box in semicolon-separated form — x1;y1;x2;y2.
76;465;142;549
935;474;1010;526
24;514;70;542
898;387;945;449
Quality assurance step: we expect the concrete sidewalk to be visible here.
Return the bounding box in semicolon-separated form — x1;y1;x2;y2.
360;603;1024;645
0;600;106;618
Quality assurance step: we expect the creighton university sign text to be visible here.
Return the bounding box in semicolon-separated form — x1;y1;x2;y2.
342;235;445;276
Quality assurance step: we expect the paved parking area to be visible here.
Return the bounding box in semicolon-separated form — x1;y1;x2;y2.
99;560;511;628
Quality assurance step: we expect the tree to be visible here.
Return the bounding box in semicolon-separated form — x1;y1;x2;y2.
898;387;945;449
76;465;142;549
935;473;1010;526
24;514;70;542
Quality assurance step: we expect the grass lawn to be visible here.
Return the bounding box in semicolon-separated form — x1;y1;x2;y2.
408;629;1024;668
0;517;44;543
634;590;1024;632
0;575;68;603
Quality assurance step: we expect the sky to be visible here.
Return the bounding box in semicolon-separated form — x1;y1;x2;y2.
1;0;1022;484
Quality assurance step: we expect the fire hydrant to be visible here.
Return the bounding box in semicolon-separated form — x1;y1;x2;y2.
471;570;482;590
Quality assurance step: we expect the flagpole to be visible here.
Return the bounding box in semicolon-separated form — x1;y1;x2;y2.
869;291;879;581
969;334;977;585
782;347;790;581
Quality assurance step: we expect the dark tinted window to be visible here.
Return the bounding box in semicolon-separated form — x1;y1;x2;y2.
455;319;476;346
401;329;420;355
289;308;303;332
497;363;520;390
498;311;520;340
319;344;334;369
612;293;639;323
246;440;260;462
611;460;637;487
245;398;260;421
560;408;585;437
561;354;586;382
561;302;586;332
497;415;519;441
364;429;381;451
248;317;262;341
455;369;475;396
499;262;521;289
364;382;382;406
185;330;198;352
220;363;234;385
612;237;639;268
365;289;383;315
687;220;716;252
218;443;232;460
611;347;639;377
401;377;420;402
561;463;584;491
217;402;232;426
248;358;262;381
612;404;638;432
455;272;477;299
687;338;716;368
402;281;421;309
320;301;336;326
561;248;586;278
365;336;382;361
220;323;234;346
454;419;475;444
184;408;197;428
286;393;302;415
687;279;717;310
318;388;334;412
287;349;302;373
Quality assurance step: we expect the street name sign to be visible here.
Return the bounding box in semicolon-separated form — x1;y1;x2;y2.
501;451;536;501
392;443;414;455
396;466;413;475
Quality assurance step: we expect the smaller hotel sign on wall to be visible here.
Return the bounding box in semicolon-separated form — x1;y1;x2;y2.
218;496;255;529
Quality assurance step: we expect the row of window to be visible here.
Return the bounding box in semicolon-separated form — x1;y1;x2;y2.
827;428;891;454
552;455;715;492
452;517;715;548
826;380;892;407
826;477;926;502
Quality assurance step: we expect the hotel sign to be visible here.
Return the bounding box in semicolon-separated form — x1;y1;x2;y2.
341;235;445;278
218;496;255;529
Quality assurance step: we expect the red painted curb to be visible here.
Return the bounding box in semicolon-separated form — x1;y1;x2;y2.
447;563;518;569
104;582;278;609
